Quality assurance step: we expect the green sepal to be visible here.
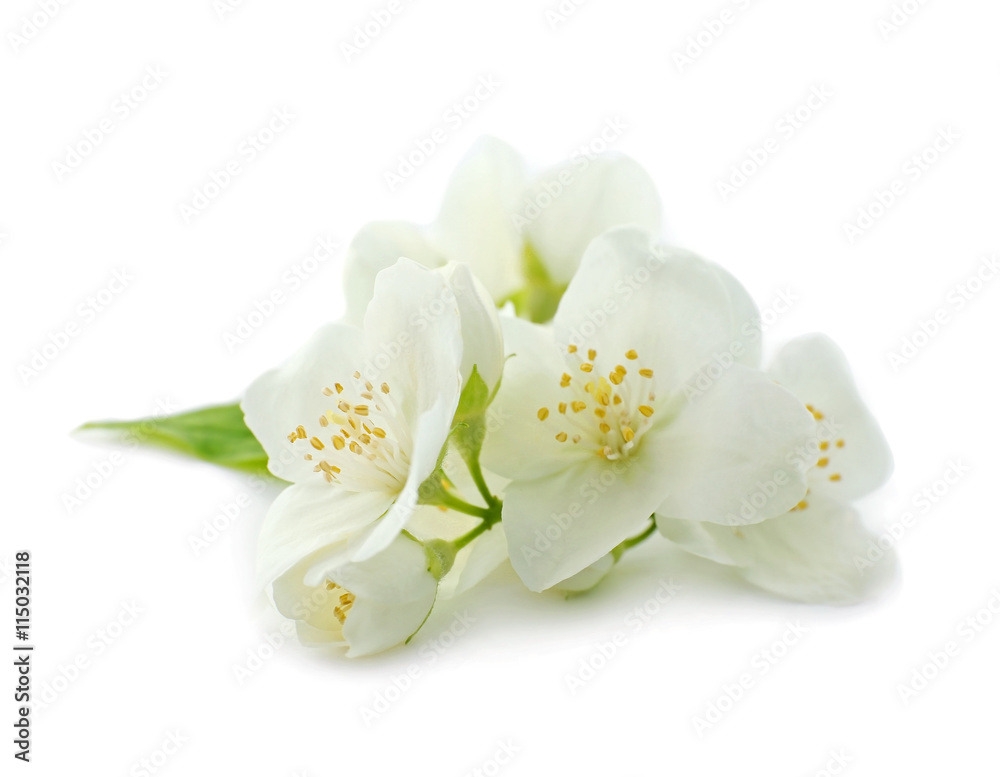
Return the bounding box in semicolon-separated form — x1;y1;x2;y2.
450;364;491;463
422;538;457;581
501;242;567;323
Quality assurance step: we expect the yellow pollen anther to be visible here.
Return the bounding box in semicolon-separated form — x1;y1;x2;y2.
354;405;369;416
638;405;654;417
829;473;842;481
372;427;386;438
338;401;350;413
322;387;334;396
580;363;593;373
795;500;808;511
353;371;361;379
558;402;567;414
622;427;635;443
365;381;373;391
639;368;654;378
609;372;624;385
319;416;329;427
561;373;572;387
349;441;363;455
836;440;845;448
625;349;638;360
817;457;829;467
819;441;829;451
537;408;549;421
295;425;307;439
588;349;597;361
381;382;390;394
599;422;611;434
555;432;568;442
571;401;587;413
594;408;606;418
332;436;345;450
310;437;325;450
335;383;344;393
567;344;577;353
613;395;622;405
615;364;626;375
572;435;581;443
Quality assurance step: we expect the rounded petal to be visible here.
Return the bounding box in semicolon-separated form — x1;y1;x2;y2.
525;153;663;284
255;483;394;590
339;537;438;657
273;535;438;656
481;317;593;481
555;553;615;594
553;228;762;394
768;334;893;501
439;262;505;391
362;258;464;426
342;220;445;325
442;525;509;599
503;455;666;592
350;395;455;561
241;323;368;483
657;493;899;604
651;365;815;525
431;136;529;301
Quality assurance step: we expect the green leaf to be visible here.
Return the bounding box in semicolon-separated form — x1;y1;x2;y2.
77;402;277;478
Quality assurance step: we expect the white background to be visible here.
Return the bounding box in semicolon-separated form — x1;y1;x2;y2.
2;0;999;774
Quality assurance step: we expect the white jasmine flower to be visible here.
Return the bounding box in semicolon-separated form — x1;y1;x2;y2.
271;533;438;657
482;227;816;591
343;136;663;322
656;334;895;603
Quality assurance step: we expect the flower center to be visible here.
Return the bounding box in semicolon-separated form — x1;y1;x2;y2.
287;371;412;492
325;580;356;627
790;403;845;512
536;346;658;460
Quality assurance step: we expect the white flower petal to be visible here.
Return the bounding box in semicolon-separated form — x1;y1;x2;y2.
431;136;529;301
241;323;367;483
651;365;814;525
553;227;762;394
525;153;663;284
349;395;455;561
657;493;898;604
255;483;394;590
481;317;592;481
439;262;505;390
768;334;893;501
343;598;435;657
443;525;509;599
274;535;438;656
362;257;464;423
556;552;616;594
342;220;445;325
503;455;666;591
340;537;438;657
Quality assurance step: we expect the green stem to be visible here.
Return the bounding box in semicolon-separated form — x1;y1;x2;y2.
611;518;657;562
435;490;492;520
451;499;504;551
465;453;499;508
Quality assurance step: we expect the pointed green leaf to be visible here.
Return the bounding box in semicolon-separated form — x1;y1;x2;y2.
77;402;277;478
